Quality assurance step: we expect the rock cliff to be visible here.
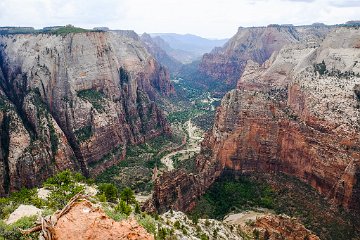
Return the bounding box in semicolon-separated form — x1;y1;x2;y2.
198;24;331;93
140;33;182;74
0;31;174;195
146;27;360;214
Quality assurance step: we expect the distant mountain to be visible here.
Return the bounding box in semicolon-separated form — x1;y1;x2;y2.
141;33;182;74
149;33;228;63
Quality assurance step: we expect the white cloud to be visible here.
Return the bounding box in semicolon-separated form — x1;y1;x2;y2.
0;0;359;38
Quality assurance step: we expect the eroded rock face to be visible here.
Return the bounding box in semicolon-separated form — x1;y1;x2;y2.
53;200;154;240
147;27;360;214
140;33;182;74
198;25;331;92
0;31;173;195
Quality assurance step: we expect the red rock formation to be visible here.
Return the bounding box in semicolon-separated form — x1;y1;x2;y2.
52;200;153;240
198;25;330;92
254;215;320;240
0;31;173;195
146;27;360;214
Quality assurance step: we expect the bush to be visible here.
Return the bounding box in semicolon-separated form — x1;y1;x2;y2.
98;183;118;203
0;188;46;219
174;220;181;229
120;187;135;204
137;214;156;234
44;170;85;209
200;233;209;240
0;216;38;240
134;202;141;214
115;200;132;216
104;208;127;222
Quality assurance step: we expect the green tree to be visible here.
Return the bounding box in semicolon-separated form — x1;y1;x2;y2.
98;183;118;203
120;187;135;204
115;200;132;216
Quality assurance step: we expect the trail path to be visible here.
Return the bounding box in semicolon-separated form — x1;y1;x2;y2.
161;120;203;170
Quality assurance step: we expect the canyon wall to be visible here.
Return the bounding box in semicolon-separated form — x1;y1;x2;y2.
140;33;182;74
197;24;331;93
0;31;174;195
147;27;360;213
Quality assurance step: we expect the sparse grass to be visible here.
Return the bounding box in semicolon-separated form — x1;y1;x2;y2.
50;26;89;35
74;125;93;143
77;89;106;112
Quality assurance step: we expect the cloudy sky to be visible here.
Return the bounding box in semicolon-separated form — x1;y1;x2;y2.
0;0;359;38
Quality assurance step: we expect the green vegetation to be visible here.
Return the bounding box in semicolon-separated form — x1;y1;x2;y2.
77;89;106;112
48;121;58;156
0;215;38;240
0;188;45;220
74;125;93;143
189;172;359;239
314;60;327;75
96;135;179;192
0;25;94;36
0;171;88;239
267;174;359;240
120;187;136;204
189;174;275;220
49;25;89;35
44;170;86;209
97;183;118;203
136;213;157;234
167;109;199;124
115;200;132;216
172;154;197;173
119;67;130;85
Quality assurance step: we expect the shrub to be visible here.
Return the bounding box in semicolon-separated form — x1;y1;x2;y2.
104;208;127;222
0;215;38;240
115;200;132;216
174;220;181;229
120;187;135;204
44;170;85;209
200;233;209;240
137;214;156;234
98;183;118;203
134;202;141;214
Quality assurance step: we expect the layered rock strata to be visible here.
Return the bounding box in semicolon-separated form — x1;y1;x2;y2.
146;27;360;214
198;24;331;92
0;31;173;195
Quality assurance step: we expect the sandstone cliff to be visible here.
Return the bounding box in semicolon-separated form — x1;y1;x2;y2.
0;31;174;195
197;24;331;93
141;33;182;74
147;27;360;214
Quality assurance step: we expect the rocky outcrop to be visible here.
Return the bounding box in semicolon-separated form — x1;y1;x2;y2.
146;27;360;214
0;31;174;195
51;200;153;240
197;24;331;93
141;33;182;74
253;215;320;240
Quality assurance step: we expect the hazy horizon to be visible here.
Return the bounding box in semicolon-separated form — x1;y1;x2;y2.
1;0;359;39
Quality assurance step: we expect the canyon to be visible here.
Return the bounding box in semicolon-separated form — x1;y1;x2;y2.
1;23;360;239
146;26;360;219
0;30;174;195
194;24;331;94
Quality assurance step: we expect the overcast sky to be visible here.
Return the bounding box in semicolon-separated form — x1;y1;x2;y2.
0;0;359;38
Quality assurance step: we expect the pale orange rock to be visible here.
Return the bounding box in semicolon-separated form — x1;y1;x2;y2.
53;200;154;240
